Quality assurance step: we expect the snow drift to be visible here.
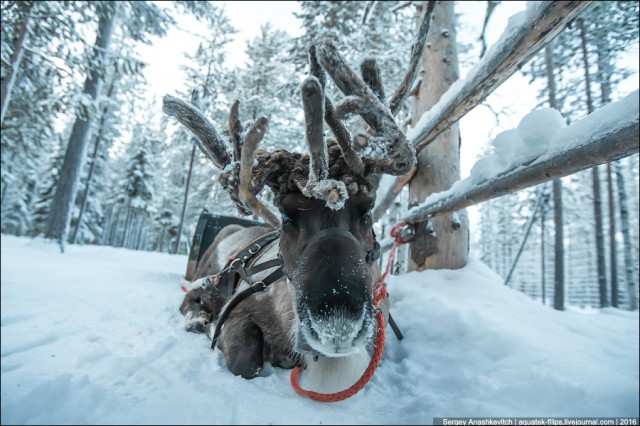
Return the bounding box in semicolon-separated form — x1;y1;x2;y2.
1;235;637;424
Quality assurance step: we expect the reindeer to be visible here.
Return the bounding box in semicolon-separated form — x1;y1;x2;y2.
163;21;433;394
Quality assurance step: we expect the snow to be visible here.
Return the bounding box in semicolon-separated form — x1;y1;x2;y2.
405;90;639;219
550;89;639;151
300;176;349;210
516;108;566;154
489;108;567;169
2;234;638;424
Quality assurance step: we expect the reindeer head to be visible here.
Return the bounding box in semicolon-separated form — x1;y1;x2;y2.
164;38;424;358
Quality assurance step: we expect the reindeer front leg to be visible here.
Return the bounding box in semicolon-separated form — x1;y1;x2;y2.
217;315;265;379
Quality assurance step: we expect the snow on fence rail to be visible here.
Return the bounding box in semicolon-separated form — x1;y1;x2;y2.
402;90;639;224
373;1;593;220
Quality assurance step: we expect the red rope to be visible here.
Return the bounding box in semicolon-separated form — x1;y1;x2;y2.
289;311;386;403
381;221;406;285
289;221;408;402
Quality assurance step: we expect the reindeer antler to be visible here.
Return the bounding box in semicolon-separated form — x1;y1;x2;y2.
162;95;232;169
163;16;431;219
314;39;416;177
309;46;365;177
237;117;280;227
162;95;280;227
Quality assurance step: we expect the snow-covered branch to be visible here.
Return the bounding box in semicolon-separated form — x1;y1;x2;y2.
407;1;592;150
374;1;592;220
402;91;639;224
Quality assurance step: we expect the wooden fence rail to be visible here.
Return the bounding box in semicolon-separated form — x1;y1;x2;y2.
402;117;639;223
373;1;593;220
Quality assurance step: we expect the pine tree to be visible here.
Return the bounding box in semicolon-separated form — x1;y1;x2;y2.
44;1;216;251
45;2;119;251
119;128;155;249
0;1;34;126
164;3;237;253
518;1;639;308
235;23;303;152
1;1;86;234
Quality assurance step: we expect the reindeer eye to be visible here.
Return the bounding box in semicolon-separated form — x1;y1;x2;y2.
360;211;372;224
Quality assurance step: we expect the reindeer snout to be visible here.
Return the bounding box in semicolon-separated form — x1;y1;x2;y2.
294;304;374;358
292;228;376;357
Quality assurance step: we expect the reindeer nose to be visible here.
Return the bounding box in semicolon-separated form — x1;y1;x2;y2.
314;317;362;346
307;307;369;355
300;231;372;319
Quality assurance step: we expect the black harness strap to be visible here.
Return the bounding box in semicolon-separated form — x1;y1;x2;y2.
212;230;281;297
211;266;284;350
244;258;282;276
206;230;282;351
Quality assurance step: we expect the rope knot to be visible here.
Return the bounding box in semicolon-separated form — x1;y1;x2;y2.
373;284;387;308
379;221;410;287
389;221;407;243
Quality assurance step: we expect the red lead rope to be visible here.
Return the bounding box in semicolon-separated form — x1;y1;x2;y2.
289;221;407;402
289;311;385;403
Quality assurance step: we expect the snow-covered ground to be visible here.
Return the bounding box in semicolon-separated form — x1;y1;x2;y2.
1;235;638;424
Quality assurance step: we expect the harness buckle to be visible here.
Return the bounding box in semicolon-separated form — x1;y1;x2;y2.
251;281;266;292
230;258;243;269
248;243;261;255
201;274;221;289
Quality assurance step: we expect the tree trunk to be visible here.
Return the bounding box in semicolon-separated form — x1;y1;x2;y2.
108;205;118;246
541;197;547;305
105;205;118;246
45;7;117;252
408;1;468;271
69;125;100;245
0;1;34;126
578;18;608;307
128;212;138;249
69;77;117;245
552;179;564;311
1;182;9;212
158;225;166;253
544;44;564;311
174;143;196;254
135;215;145;250
121;202;132;248
594;27;620;308
614;161;637;310
101;205;113;245
591;166;608;307
1;152;17;211
606;164;619;307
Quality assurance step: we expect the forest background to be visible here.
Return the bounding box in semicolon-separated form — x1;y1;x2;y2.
1;0;638;310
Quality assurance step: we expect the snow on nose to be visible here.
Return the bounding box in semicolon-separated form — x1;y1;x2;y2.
303;306;371;357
